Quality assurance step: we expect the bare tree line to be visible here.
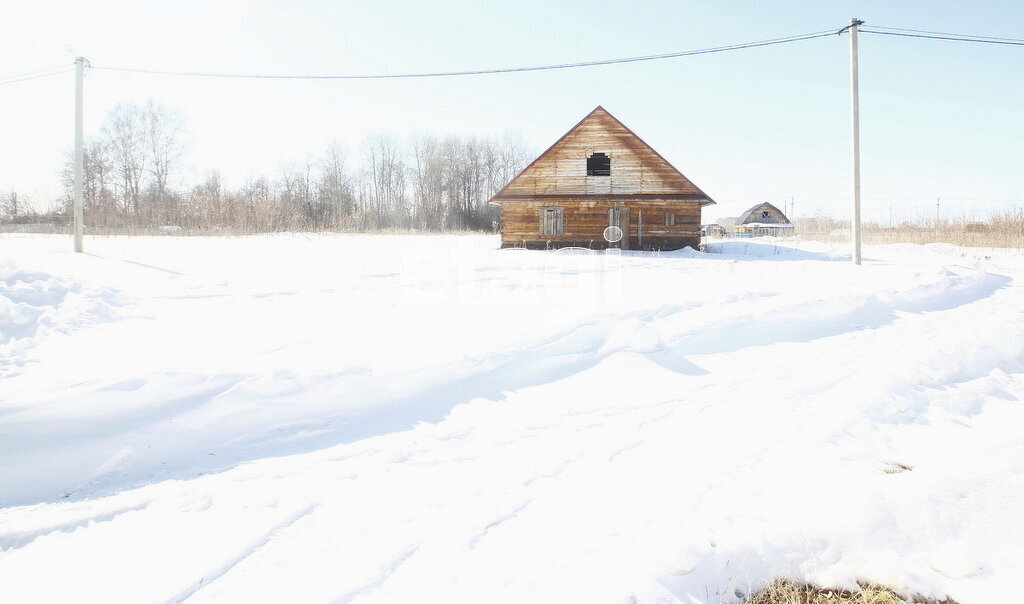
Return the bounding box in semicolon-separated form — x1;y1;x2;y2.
56;100;187;226
0;99;533;233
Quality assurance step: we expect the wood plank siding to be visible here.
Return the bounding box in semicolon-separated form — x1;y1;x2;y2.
489;106;715;251
500;198;701;250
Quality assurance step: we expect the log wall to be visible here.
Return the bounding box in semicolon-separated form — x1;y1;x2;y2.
500;197;702;251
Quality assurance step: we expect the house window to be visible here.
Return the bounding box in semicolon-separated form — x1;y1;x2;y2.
665;213;675;226
540;206;564;235
586;152;611;176
761;210;771;219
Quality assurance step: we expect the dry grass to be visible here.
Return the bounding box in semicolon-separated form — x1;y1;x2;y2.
747;579;957;604
794;210;1024;249
858;227;1022;249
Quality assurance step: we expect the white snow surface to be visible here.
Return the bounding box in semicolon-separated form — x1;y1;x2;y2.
1;234;1022;603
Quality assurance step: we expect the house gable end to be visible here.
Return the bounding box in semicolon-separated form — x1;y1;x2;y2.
489;106;714;204
738;202;791;225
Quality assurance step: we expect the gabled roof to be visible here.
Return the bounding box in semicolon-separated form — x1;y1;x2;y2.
488;106;715;205
738;202;790;224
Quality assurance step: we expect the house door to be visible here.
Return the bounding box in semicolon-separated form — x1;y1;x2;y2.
608;205;630;249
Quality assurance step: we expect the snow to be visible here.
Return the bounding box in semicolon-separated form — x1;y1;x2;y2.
1;233;1022;603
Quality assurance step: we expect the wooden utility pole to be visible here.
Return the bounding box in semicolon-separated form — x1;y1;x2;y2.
848;18;864;265
73;57;86;253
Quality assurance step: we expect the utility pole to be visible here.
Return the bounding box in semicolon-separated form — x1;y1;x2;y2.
935;197;940;228
73;57;86;253
848;18;864;265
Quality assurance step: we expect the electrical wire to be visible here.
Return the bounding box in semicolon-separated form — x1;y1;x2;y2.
866;25;1024;43
89;29;840;80
0;65;73;86
860;29;1024;46
4;24;1022;87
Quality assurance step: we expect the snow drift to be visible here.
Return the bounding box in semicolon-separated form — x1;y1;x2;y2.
0;234;1021;603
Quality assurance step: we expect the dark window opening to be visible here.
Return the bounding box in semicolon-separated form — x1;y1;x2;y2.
761;210;771;219
586;152;611;176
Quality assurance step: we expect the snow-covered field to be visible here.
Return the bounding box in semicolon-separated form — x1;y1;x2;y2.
1;233;1022;603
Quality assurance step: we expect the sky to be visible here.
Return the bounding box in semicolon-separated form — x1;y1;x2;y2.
1;0;1022;222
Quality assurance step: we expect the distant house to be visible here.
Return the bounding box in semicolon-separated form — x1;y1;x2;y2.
487;106;716;250
710;202;794;238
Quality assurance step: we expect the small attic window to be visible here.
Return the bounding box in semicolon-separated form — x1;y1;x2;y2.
761;210;771;219
586;152;611;176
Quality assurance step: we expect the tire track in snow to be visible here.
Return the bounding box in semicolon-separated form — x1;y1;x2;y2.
468;499;533;550
333;545;421;604
608;439;644;462
0;500;150;552
522;458;578;486
172;504;318;603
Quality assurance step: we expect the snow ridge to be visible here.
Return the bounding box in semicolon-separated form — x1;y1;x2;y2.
0;235;1022;604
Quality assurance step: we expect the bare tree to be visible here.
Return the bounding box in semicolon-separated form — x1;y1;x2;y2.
317;141;353;228
409;132;445;229
104;103;148;219
144;100;186;211
46;98;533;234
86;139;116;224
188;171;223;228
238;175;274;232
279;160;316;229
1;192;19;221
363;133;407;228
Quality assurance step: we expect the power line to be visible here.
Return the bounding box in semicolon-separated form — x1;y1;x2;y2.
861;29;1024;46
89;29;840;80
867;25;1024;43
0;65;73;86
0;64;71;80
8;25;1020;87
4;23;1022;87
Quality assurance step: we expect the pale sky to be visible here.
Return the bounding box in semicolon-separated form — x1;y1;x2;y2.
1;0;1022;223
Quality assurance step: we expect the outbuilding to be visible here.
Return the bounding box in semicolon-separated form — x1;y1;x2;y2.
487;106;716;250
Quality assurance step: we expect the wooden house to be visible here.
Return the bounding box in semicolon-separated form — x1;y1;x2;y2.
707;203;794;238
732;202;794;237
487;106;715;250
